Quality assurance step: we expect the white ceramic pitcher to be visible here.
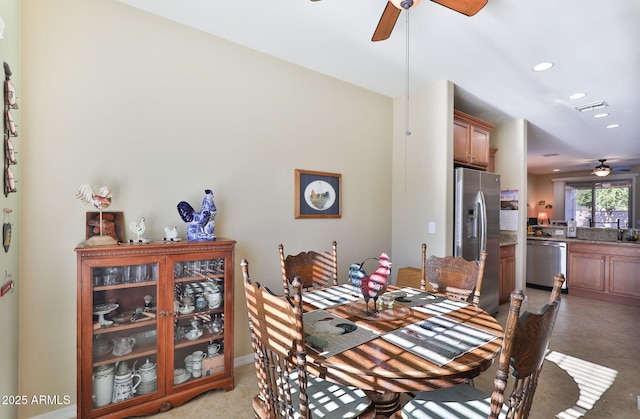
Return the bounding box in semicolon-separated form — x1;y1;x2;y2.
93;364;115;407
112;361;141;403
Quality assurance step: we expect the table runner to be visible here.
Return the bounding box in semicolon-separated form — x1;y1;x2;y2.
381;315;500;366
303;309;378;358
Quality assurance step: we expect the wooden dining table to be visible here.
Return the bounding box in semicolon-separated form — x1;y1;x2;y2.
301;285;504;416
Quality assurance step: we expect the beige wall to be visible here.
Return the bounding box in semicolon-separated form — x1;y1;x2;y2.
20;0;392;417
0;1;20;418
391;80;454;269
492;119;528;290
528;173;555;219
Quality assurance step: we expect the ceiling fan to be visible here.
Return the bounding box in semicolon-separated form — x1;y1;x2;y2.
372;0;488;41
592;159;632;177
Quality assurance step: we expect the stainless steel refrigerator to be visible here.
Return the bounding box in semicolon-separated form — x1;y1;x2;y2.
454;167;501;314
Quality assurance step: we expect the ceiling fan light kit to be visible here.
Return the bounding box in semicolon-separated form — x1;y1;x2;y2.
592;159;611;177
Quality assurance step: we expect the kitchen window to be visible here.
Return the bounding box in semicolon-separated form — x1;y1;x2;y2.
552;174;638;229
565;180;630;227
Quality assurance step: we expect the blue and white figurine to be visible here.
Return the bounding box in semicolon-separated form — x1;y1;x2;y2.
177;189;217;241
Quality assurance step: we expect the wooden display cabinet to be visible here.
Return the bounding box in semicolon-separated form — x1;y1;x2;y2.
76;239;235;418
453;110;494;170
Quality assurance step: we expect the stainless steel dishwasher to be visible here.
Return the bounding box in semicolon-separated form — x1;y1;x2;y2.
526;240;567;288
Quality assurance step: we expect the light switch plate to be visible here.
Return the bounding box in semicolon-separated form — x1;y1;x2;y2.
428;222;436;234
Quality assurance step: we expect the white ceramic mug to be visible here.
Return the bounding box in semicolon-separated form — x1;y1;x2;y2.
184;355;194;374
191;353;204;378
208;343;221;356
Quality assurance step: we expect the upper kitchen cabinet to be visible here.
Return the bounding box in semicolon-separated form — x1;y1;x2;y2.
454;110;494;170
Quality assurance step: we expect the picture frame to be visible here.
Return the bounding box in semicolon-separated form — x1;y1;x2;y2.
295;169;342;219
86;211;125;242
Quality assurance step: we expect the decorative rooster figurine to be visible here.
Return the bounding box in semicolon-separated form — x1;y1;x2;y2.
360;253;392;315
76;184;116;245
129;217;146;242
76;184;112;211
163;226;179;241
177;189;217;241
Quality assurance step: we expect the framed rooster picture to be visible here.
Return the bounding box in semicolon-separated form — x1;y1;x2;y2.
295;169;341;219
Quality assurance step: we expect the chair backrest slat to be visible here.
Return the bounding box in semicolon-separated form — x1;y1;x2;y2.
279;241;338;295
421;243;487;306
242;259;310;418
489;273;565;418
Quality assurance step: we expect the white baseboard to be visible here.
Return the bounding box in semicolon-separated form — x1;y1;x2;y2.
234;354;254;367
28;405;76;419
30;356;254;419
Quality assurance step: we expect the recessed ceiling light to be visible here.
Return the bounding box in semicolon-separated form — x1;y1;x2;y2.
533;62;554;72
606;124;620;129
593;113;609;118
553;169;560;172
569;93;586;100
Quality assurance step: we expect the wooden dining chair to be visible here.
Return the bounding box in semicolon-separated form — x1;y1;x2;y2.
421;243;487;306
398;273;566;419
279;241;338;296
241;259;376;419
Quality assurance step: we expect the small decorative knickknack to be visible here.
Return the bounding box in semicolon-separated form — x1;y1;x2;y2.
177;189;217;241
129;217;150;244
76;183;117;246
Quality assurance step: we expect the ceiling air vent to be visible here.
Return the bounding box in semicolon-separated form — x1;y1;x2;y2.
575;101;608;113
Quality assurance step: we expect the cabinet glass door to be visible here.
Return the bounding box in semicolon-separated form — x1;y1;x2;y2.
172;257;225;387
91;262;159;409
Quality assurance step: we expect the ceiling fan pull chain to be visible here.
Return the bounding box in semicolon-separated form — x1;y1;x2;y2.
404;7;411;138
403;7;412;193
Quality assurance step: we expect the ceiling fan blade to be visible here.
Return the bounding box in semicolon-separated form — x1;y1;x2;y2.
430;0;488;16
372;2;402;42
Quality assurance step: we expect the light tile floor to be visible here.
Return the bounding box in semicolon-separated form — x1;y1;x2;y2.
143;287;640;418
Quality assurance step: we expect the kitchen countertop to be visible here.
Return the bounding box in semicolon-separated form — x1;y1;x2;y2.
527;234;640;248
500;232;517;247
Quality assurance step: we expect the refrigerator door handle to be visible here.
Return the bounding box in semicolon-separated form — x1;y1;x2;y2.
477;191;488;255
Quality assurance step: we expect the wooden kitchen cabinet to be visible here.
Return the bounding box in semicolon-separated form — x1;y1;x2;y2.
568;242;640;306
76;239;235;418
499;244;516;304
453;110;494;170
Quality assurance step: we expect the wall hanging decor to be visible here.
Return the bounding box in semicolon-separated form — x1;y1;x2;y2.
3;62;17;197
1;270;14;297
3;208;11;252
295;169;341;219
